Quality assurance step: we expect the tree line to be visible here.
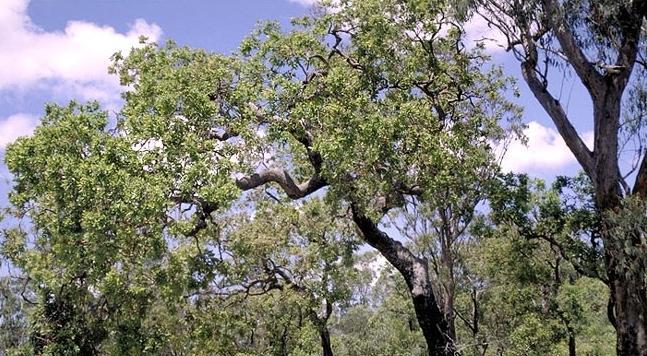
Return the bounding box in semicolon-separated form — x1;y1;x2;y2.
1;0;645;355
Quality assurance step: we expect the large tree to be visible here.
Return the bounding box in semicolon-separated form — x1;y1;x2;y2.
476;174;615;355
109;1;517;354
475;1;647;353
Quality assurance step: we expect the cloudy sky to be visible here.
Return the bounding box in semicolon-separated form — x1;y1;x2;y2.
0;0;593;206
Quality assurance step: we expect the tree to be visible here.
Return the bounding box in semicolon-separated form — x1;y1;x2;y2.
333;258;428;356
390;175;494;343
0;275;30;354
474;0;647;353
3;102;166;354
107;0;517;354
210;196;360;356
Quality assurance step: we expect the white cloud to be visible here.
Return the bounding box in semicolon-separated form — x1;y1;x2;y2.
0;0;162;100
501;121;594;173
0;0;162;150
0;113;38;149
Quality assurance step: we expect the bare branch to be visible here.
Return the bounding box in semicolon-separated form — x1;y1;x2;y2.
521;59;596;179
236;169;326;200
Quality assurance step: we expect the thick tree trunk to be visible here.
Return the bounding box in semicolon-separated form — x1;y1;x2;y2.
523;52;647;353
612;278;647;355
407;261;455;356
600;195;647;356
593;94;647;355
605;235;647;356
352;205;455;356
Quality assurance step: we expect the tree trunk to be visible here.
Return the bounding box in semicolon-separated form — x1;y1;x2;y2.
439;226;457;341
606;239;647;356
523;53;647;353
593;93;647;355
407;261;455;356
442;283;456;341
320;327;334;356
564;322;576;356
597;187;647;356
568;332;576;356
352;205;455;355
612;280;647;355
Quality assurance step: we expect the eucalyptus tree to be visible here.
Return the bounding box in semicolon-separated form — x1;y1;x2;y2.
333;261;429;356
2;0;517;354
0;275;30;354
473;0;647;353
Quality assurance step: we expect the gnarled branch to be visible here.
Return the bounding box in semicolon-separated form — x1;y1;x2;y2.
236;169;326;199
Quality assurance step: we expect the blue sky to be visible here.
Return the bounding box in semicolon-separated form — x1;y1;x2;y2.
0;0;592;207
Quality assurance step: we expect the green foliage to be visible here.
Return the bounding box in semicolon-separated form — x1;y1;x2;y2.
332;264;427;356
605;196;647;283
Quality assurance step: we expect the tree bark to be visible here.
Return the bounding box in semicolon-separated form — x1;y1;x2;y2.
351;204;455;356
568;331;576;356
610;275;647;355
442;287;456;342
604;224;647;356
439;226;457;341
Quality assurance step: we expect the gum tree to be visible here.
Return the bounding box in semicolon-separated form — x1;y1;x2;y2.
475;0;647;353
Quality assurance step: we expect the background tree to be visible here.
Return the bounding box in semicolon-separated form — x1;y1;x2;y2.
470;174;616;355
332;259;428;356
0;275;30;355
390;176;494;343
209;196;360;356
